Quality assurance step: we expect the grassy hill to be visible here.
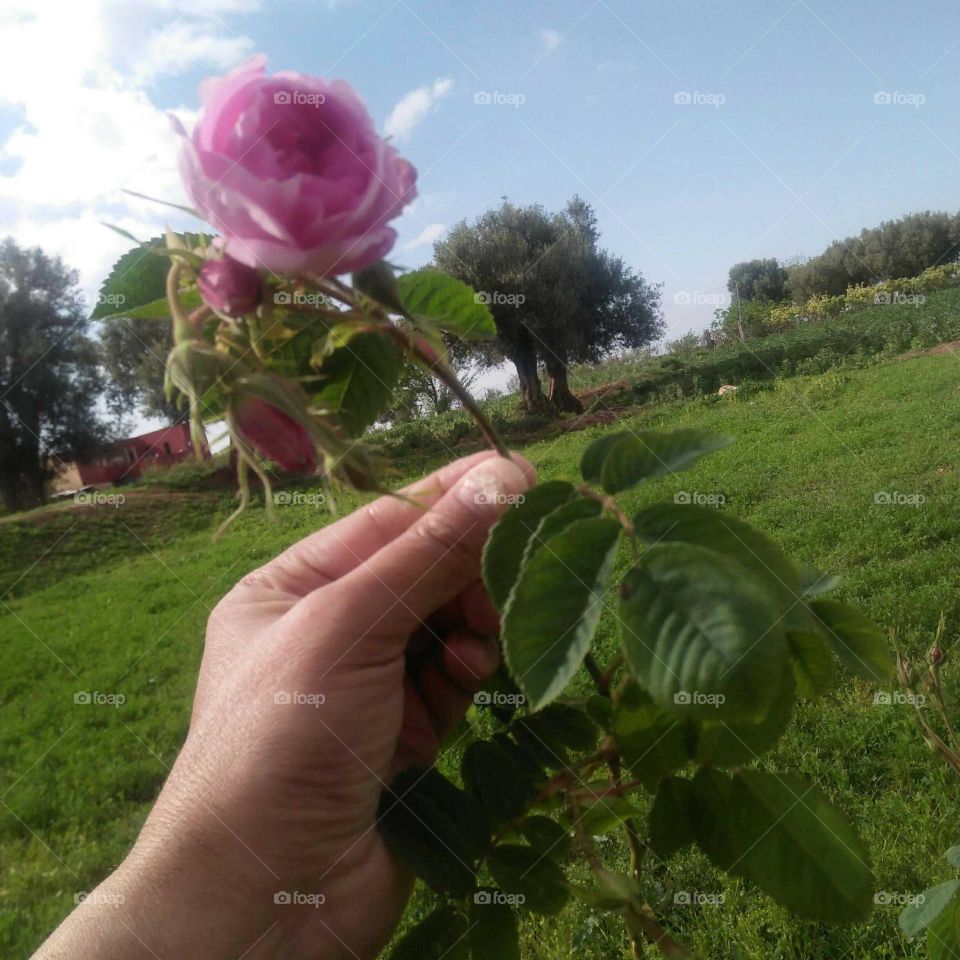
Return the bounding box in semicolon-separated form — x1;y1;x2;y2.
4;350;960;957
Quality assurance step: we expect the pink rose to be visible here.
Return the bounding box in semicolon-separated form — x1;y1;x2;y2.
177;55;417;277
232;394;316;473
197;255;262;317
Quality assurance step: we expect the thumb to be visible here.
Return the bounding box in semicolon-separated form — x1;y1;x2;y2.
331;455;533;636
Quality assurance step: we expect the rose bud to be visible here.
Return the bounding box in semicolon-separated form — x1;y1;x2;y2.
931;645;946;666
232;394;316;473
177;55;417;277
197;255;262;317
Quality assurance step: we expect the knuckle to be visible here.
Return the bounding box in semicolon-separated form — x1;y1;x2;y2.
414;509;483;570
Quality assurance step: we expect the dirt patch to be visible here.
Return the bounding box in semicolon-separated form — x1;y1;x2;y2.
905;339;960;357
577;379;632;403
561;408;627;433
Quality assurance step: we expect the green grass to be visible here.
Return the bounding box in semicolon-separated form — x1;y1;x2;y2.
4;353;960;957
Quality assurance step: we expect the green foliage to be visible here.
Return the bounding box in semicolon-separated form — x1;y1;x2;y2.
396;268;497;341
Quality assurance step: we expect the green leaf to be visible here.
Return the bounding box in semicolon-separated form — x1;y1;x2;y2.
811;599;894;683
92;234;208;319
389;905;469;960
799;566;841;597
502;517;621;710
397;268;497;340
631;502;814;633
619;543;789;721
648;777;698;859
569;869;641;912
353;260;407;314
378;768;489;897
482;481;576;612
612;681;690;788
461;740;540;825
787;630;836;698
511;704;599;764
573;795;644;836
313;332;403;436
692;768;873;922
947;845;960;868
579;429;732;494
692;667;795;767
520;497;603;569
487;845;568;916
899;880;960;936
468;896;519;960
928;895;960;960
520;816;572;859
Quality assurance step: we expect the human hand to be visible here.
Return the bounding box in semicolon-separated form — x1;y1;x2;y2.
34;451;534;960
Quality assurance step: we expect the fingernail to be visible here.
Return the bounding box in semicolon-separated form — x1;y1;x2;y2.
458;457;531;510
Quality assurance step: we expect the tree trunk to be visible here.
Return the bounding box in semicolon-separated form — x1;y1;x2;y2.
511;344;550;413
544;355;583;413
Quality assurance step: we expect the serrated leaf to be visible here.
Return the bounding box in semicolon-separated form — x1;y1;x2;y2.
378;768;489;897
353;260;407;314
487;845;568;915
692;768;873;922
619;543;789;721
520;816;572;859
648;777;698;858
469;896;519;960
313;332;402;436
899;880;960;936
389;905;469;960
502;517;621;710
947;845;960;868
461;739;539;825
811;599;893;683
92;234;208;319
520;496;603;569
787;630;836;698
482;481;576;611
579;429;732;494
512;704;599;764
397;268;497;340
692;667;795;767
612;682;690;788
632;502;815;634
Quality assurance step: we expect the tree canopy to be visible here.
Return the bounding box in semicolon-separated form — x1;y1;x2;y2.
0;239;105;510
728;258;789;302
433;197;663;412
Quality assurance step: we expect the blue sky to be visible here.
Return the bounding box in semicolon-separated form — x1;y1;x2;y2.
2;0;958;345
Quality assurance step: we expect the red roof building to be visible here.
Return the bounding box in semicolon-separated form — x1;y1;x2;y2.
69;423;209;487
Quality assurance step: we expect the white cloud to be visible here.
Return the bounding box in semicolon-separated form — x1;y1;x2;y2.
384;77;453;142
403;223;446;251
0;0;256;301
539;29;561;52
